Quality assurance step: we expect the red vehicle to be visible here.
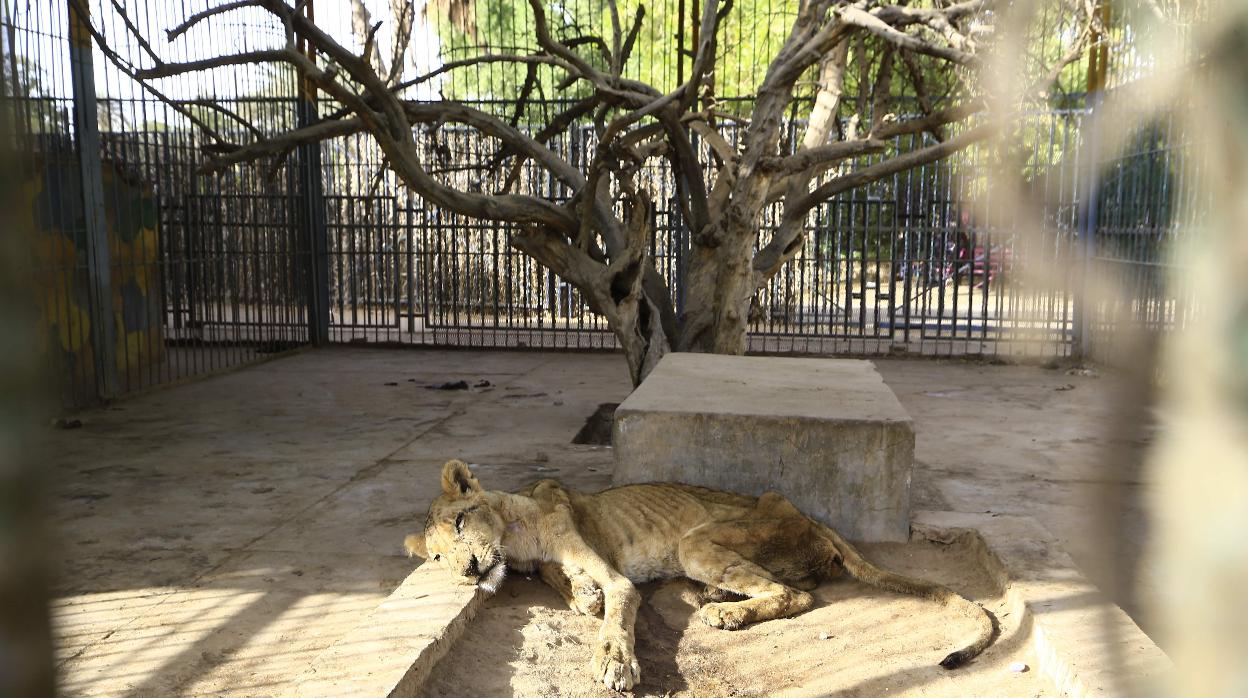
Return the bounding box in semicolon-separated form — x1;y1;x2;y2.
961;240;1014;288
895;211;1014;288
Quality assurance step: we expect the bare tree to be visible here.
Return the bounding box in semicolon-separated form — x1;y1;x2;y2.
75;0;1093;385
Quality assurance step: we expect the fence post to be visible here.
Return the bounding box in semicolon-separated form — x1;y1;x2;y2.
68;2;118;399
296;1;330;345
1075;94;1102;361
297;101;330;345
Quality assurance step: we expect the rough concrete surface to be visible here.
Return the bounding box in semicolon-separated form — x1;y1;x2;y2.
45;348;1154;695
613;354;913;541
286;564;483;698
46;348;628;697
875;358;1157;638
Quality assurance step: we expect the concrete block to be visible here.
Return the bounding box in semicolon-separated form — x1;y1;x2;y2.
612;353;913;541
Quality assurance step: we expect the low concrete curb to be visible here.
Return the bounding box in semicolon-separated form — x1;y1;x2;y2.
912;510;1172;697
285;563;483;698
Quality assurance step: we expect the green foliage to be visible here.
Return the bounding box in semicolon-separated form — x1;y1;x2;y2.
430;0;596;106
705;0;800;99
429;0;802;111
427;0;1092;124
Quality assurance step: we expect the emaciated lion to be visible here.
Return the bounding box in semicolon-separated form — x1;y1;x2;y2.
405;459;996;691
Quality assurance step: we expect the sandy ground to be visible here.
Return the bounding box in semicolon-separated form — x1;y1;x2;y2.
421;537;1049;698
44;347;1146;695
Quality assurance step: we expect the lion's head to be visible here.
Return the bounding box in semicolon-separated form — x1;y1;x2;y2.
404;459;508;592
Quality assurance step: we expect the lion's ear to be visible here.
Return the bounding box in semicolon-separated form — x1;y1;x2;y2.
441;459;482;497
404;533;428;559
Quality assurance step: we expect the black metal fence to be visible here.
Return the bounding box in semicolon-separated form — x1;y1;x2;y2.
3;0;1193;409
316;116;1086;358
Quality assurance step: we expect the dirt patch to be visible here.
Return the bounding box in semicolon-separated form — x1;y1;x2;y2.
420;538;1050;697
571;403;619;445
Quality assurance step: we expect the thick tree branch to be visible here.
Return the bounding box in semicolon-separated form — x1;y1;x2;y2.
871;101;984;140
837;6;977;65
605;0;624;73
199;116;362;170
620;6;646;66
868;45;896;133
790;121;998;219
899;49;945;141
872;0;989;27
132;50;293;80
873;0;987;50
685;118;735;164
683;0;730;110
803;39;850;150
766;139;888;175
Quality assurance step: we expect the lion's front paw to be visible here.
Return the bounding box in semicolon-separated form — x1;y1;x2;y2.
570;579;604;617
697;601;750;630
591;636;640;691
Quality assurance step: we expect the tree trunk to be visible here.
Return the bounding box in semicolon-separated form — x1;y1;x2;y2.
512;215;674;387
679;233;757;356
613;283;672;385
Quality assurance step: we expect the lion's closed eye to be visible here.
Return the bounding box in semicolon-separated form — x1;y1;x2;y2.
455;512;466;533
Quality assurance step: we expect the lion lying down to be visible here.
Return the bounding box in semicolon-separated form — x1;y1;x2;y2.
405;460;995;692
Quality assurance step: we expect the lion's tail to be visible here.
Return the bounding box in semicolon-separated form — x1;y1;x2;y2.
815;522;997;669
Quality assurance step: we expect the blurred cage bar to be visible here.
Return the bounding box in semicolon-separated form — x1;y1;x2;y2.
1;0;1194;409
1078;2;1206;362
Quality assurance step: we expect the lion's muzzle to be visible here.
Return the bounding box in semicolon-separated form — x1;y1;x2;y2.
474;552;506;593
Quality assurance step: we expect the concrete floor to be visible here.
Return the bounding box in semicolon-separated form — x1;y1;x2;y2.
44;347;1150;696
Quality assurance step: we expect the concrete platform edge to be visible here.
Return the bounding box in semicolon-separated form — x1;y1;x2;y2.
284;563;485;698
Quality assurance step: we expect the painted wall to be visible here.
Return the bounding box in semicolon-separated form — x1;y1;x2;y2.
24;155;163;403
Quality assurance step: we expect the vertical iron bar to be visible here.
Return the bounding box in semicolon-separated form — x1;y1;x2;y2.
407;198;417;335
296;2;329;346
68;1;118;400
